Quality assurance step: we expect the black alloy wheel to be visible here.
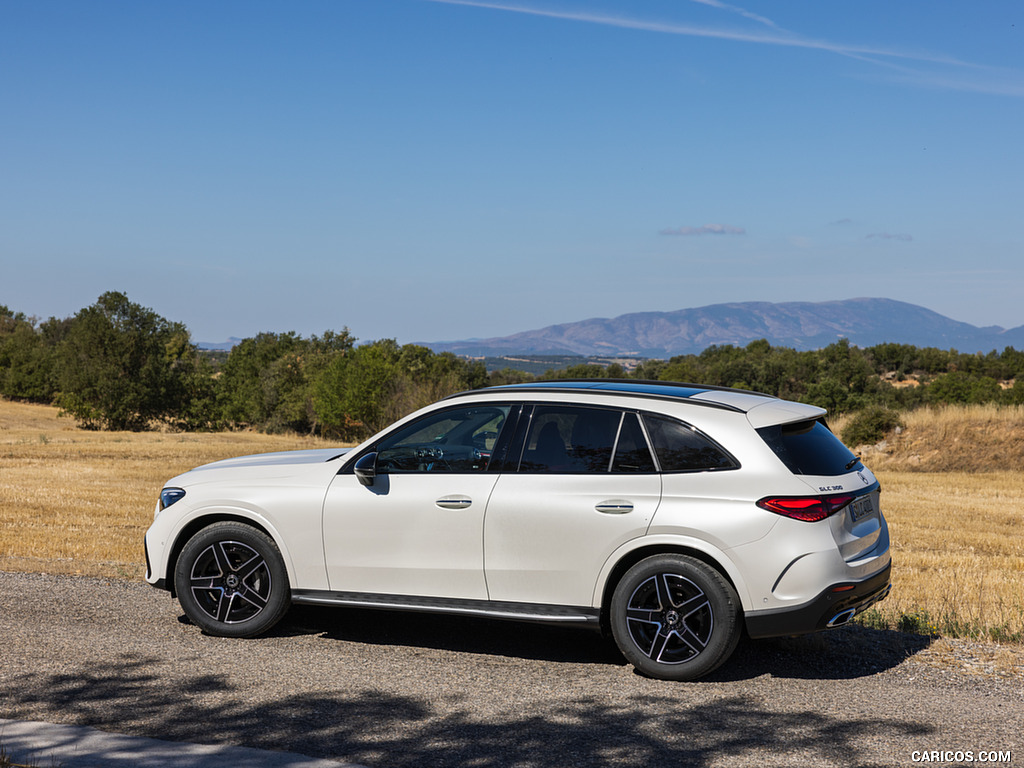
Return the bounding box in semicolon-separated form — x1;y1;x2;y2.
174;521;291;638
610;554;740;681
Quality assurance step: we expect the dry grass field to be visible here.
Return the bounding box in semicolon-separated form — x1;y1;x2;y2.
2;398;1022;645
0;399;331;578
833;404;1024;643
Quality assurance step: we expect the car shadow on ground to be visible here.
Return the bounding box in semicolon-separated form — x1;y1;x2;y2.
711;626;933;682
273;604;933;681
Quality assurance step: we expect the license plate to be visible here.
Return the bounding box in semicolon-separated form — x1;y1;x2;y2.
850;496;874;522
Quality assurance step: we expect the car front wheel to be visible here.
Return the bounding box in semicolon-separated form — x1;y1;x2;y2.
174;521;291;638
610;554;740;681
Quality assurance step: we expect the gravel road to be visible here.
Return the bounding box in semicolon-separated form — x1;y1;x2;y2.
1;571;1021;767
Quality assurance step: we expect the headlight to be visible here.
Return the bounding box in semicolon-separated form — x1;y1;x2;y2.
159;487;186;511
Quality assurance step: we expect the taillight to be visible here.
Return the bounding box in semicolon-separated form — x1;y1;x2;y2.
756;494;855;522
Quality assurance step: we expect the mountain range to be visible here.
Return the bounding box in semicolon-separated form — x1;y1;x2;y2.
424;298;1024;358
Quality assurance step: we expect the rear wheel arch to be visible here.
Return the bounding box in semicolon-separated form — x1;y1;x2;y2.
599;544;743;633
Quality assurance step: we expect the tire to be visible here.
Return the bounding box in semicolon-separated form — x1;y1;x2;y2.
174;521;291;638
610;554;740;681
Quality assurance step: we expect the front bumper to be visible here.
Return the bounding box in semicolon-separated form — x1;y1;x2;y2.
744;562;892;639
143;536;170;592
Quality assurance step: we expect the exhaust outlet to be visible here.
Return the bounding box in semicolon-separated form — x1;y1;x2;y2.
827;608;857;628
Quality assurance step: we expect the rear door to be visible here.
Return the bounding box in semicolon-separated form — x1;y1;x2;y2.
483;405;661;607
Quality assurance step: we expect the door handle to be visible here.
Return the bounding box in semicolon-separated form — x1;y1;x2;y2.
595;500;634;515
436;496;473;510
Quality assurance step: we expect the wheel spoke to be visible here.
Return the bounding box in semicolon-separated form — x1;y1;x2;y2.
654;574;674;611
216;591;236;623
686;604;711;622
679;623;710;650
626;607;661;624
211;542;233;575
679;591;708;613
236;582;269;609
648;629;672;662
236;553;266;582
671;628;703;657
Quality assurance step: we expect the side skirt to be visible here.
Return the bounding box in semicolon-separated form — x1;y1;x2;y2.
291;589;601;627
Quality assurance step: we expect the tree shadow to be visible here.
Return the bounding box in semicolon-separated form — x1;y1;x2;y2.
3;654;930;768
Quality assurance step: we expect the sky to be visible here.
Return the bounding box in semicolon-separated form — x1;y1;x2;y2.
2;0;1022;345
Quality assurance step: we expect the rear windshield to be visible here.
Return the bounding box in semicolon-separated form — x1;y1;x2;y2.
756;418;862;476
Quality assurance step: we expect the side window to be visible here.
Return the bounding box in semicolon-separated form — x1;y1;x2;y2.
519;405;621;473
376;405;511;473
612;412;657;473
644;414;738;472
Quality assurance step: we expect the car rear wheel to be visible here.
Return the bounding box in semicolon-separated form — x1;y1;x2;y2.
610;554;740;681
174;521;291;638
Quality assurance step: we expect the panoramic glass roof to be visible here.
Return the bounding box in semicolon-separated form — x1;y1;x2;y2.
484;380;711;399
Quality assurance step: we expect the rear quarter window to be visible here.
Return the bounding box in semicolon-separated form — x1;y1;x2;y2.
756;418;862;476
643;414;738;472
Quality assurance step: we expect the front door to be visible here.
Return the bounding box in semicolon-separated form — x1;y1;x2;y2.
322;403;511;599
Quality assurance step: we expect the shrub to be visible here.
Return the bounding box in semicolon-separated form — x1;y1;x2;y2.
841;405;904;447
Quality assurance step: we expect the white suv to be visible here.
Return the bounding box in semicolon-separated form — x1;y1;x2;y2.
145;380;891;681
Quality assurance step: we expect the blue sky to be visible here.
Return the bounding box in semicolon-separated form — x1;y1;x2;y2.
2;0;1022;345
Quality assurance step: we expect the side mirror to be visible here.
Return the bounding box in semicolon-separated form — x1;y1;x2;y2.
354;452;378;487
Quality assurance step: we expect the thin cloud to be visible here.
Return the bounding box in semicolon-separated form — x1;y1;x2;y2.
867;232;913;242
423;0;1024;96
661;224;746;236
425;0;971;66
687;0;780;30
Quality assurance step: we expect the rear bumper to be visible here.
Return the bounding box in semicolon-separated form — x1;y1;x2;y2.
744;562;892;639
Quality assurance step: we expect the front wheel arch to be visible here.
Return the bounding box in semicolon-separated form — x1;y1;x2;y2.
165;512;287;598
173;520;292;638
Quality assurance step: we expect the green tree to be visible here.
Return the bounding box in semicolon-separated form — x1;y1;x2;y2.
0;308;63;401
1003;379;1024;405
657;355;705;385
488;367;535;386
313;340;486;440
924;372;1001;405
803;339;878;413
867;343;918;376
542;363;611;380
216;329;354;432
216;332;303;426
314;339;404;439
55;292;198;430
999;347;1024;379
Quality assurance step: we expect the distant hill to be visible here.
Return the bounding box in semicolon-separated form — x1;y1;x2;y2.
425;299;1024;358
196;337;244;351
